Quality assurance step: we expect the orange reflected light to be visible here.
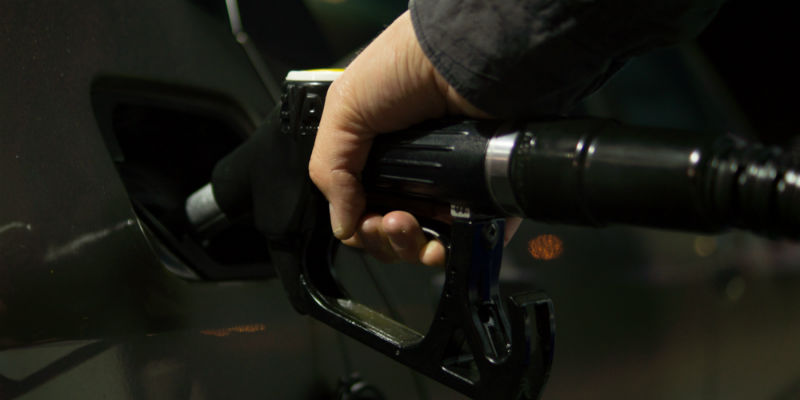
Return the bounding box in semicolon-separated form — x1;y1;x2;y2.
200;323;266;337
527;234;564;260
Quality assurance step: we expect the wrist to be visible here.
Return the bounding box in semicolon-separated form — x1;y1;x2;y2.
402;11;491;118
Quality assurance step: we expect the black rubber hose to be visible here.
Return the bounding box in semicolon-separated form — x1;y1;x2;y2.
508;118;718;230
507;119;800;238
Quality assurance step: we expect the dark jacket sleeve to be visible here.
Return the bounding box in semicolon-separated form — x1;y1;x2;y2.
409;0;724;118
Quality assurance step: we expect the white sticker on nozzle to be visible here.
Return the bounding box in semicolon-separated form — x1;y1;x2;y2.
285;69;343;82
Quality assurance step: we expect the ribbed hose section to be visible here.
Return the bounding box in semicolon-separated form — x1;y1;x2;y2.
707;138;800;238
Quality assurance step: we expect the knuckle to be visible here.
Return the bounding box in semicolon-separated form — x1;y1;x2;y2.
329;169;359;187
307;158;325;186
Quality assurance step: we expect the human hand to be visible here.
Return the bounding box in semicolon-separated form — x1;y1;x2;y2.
308;10;520;267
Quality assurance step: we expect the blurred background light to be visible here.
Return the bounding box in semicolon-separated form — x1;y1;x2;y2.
527;234;564;260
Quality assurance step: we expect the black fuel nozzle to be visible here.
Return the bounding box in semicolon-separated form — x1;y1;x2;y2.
184;70;559;400
182;69;800;400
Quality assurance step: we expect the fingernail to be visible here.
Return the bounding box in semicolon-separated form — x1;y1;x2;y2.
329;203;345;239
421;240;444;267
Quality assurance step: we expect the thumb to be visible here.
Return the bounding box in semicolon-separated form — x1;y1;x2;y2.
308;79;374;240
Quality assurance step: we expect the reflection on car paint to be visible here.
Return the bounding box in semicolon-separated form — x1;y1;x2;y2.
43;219;135;263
